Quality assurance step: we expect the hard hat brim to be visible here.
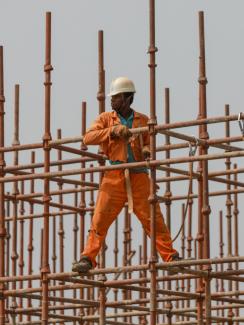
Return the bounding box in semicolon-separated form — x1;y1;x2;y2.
107;89;136;97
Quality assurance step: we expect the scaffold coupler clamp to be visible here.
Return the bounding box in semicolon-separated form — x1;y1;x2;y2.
41;264;51;281
148;255;158;269
0;283;4;300
238;112;244;136
188;137;199;157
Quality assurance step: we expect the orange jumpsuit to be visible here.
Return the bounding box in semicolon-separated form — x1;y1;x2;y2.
81;110;177;266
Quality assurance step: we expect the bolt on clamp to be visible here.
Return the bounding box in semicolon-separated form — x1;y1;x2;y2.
238;112;244;136
188;137;199;156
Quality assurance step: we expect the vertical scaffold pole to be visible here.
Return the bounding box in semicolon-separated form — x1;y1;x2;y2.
18;181;25;323
57;128;64;325
80;102;87;254
233;163;239;320
41;12;53;325
219;210;225;323
142;226;148;325
97;30;106;325
164;88;173;325
11;84;20;323
198;11;211;325
98;30;105;115
164;88;171;232
196;11;205;325
0;45;6;325
148;0;158;324
5;195;10;323
79;101;86;319
89;164;95;323
73;186;78;322
27;151;35;322
187;150;193;321
113;217;118;313
181;203;186;320
225;104;234;324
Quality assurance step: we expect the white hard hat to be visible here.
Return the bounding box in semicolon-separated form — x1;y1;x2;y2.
107;77;136;97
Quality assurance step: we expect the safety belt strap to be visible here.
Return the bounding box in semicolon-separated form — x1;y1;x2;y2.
124;137;133;214
124;168;133;214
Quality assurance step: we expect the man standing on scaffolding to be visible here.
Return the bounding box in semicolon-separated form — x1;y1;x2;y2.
72;77;180;273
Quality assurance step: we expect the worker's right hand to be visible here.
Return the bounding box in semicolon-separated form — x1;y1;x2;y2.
111;125;132;139
142;146;150;160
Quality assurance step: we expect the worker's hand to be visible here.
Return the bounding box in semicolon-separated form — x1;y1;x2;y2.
111;125;132;139
142;146;150;160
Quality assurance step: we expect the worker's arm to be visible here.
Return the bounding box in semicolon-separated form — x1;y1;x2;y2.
83;114;112;145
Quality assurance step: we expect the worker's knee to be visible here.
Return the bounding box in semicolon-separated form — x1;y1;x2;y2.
89;227;106;238
91;213;112;235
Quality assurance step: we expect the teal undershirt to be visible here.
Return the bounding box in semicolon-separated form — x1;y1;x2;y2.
109;111;148;174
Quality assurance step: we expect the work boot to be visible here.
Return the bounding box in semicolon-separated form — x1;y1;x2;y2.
72;256;93;273
168;252;183;275
170;252;182;261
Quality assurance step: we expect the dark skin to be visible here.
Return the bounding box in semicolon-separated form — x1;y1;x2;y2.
111;93;133;119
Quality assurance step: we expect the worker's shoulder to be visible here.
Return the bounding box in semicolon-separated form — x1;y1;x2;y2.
94;111;113;122
98;111;113;119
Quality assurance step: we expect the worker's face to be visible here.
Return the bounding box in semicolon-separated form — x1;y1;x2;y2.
111;94;124;113
111;93;130;114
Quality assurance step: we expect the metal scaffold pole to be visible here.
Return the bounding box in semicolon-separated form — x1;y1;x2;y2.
41;12;52;325
148;0;158;324
0;45;6;325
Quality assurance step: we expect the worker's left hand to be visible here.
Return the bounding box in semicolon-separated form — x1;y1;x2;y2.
111;125;132;139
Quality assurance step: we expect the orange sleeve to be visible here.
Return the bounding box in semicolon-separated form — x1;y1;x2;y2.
83;113;113;145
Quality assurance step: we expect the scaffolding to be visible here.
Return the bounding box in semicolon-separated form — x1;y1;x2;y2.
0;1;244;324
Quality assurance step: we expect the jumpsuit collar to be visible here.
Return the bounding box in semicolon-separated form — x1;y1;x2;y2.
111;109;141;127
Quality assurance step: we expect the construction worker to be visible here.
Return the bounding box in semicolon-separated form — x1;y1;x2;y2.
72;77;180;273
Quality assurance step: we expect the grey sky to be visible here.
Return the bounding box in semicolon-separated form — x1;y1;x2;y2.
1;1;244;139
0;0;243;270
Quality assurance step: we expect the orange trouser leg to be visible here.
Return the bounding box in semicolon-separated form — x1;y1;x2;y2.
132;173;177;262
81;171;126;267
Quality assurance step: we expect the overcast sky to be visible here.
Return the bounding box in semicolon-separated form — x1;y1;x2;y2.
0;1;244;270
1;1;244;139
